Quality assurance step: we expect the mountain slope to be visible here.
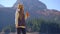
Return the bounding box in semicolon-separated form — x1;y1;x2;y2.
0;8;15;32
0;4;4;7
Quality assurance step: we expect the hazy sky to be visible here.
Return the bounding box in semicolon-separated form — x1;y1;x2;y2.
39;0;60;11
0;0;60;11
0;0;17;7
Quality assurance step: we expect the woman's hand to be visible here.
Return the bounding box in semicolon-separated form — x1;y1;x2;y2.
25;11;30;20
16;24;18;28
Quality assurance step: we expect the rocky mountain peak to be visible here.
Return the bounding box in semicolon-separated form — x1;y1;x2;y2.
13;0;47;11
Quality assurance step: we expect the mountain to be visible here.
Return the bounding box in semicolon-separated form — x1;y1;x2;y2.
13;0;47;11
13;0;60;20
13;0;47;18
0;8;60;32
34;9;60;20
0;4;4;7
0;8;16;32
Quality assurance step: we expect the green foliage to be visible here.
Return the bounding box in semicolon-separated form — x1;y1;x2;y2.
2;17;60;32
2;24;16;32
26;17;60;32
26;17;45;32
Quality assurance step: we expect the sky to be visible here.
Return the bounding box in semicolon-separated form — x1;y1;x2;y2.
39;0;60;11
0;0;60;11
0;0;17;7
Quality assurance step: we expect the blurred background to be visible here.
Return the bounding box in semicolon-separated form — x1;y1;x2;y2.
0;0;60;34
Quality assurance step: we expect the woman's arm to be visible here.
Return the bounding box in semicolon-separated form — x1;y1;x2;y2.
15;11;19;28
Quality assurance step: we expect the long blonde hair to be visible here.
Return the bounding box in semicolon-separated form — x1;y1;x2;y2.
17;4;25;20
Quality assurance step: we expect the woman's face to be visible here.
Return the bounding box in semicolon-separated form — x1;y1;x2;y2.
17;5;24;14
18;8;20;11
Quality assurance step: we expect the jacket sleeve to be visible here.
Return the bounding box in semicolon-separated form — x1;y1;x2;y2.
25;12;30;20
15;11;19;27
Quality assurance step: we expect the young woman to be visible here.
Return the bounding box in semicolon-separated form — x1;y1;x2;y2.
15;4;30;34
